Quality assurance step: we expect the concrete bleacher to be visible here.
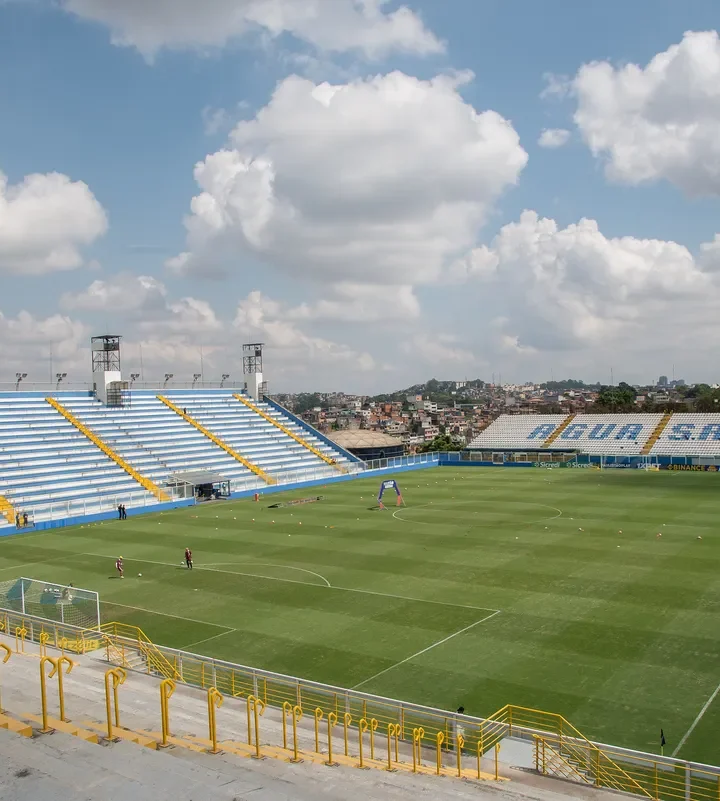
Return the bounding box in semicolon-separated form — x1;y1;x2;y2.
549;413;664;454
0;394;157;527
0;635;605;801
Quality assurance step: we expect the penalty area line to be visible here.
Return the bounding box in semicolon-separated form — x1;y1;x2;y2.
351;610;501;691
672;680;720;757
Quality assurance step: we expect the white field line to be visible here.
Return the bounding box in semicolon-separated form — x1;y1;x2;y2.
392;503;563;526
104;600;234;631
81;551;497;613
672;681;720;757
181;628;237;652
352;610;501;690
202;561;331;587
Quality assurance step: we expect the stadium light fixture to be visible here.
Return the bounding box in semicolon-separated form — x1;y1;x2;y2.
55;372;67;389
129;373;140;386
163;373;174;388
15;372;27;390
221;373;230;388
193;373;201;388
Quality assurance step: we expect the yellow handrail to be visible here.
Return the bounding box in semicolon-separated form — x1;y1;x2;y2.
156;395;276;485
542;414;575;447
45;397;170;502
100;622;179;681
0;495;15;525
233;394;346;473
641;412;673;455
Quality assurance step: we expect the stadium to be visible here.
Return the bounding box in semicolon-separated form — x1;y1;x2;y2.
0;336;718;801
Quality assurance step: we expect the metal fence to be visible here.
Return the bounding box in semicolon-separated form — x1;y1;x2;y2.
2;608;719;800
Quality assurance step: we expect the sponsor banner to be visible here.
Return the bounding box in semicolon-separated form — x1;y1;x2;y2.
661;464;720;472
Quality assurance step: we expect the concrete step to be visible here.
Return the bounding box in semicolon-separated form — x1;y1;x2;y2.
81;719;158;749
0;711;32;738
22;713;99;743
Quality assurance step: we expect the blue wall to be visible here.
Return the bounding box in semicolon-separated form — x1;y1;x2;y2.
0;498;196;537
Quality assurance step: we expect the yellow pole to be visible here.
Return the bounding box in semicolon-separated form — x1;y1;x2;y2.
282;701;292;750
436;731;445;775
112;669;125;729
386;724;396;771
456;733;464;777
15;627;27;653
290;705;303;763
246;694;256;745
39;657;58;734
104;668;125;741
325;712;338;767
252;697;265;759
495;742;500;780
343;713;352;757
39;632;50;657
314;707;324;753
56;656;74;723
654;762;659;801
411;727;425;773
369;718;378;761
159;678;176;748
358;718;368;768
0;642;10;713
207;688;223;754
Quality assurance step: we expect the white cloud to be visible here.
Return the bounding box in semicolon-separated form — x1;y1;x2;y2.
0;170;107;275
289;283;419;321
60;273;221;334
572;30;720;194
62;0;443;60
234;290;375;370
61;274;167;312
169;71;527;285
699;234;720;272
538;128;570;149
460;210;712;350
0;310;89;379
402;332;475;364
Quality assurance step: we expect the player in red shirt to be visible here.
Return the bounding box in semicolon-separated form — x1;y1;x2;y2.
116;556;124;579
184;548;193;569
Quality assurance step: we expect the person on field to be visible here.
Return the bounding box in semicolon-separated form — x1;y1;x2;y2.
185;547;193;569
116;556;124;579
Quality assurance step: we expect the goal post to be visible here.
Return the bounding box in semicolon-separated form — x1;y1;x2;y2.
0;577;100;630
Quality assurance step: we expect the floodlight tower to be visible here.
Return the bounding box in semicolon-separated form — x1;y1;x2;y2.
91;335;125;406
243;343;264;400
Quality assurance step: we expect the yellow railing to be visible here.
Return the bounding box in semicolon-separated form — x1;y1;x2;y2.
156;395;275;485
642;412;673;455
45;397;170;502
100;622;179;681
0;495;15;525
3;608;720;798
542;414;575;447
233;394;346;473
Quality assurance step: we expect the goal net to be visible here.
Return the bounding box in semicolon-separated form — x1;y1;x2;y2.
0;577;100;630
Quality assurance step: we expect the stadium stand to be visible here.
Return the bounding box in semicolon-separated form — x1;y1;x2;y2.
0;394;158;527
468;413;665;454
467;414;567;450
0;389;357;528
649;413;720;456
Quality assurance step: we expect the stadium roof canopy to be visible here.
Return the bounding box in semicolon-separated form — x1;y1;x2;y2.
169;470;227;485
327;431;402;449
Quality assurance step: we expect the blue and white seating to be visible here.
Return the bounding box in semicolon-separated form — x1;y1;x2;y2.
0;393;157;526
467;415;567;449
649;413;720;456
549;413;663;454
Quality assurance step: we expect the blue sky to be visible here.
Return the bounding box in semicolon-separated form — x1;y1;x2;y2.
1;0;719;391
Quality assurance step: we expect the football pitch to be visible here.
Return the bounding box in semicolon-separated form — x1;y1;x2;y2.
1;466;718;764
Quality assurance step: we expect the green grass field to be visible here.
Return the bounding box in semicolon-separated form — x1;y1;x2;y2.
1;466;719;764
